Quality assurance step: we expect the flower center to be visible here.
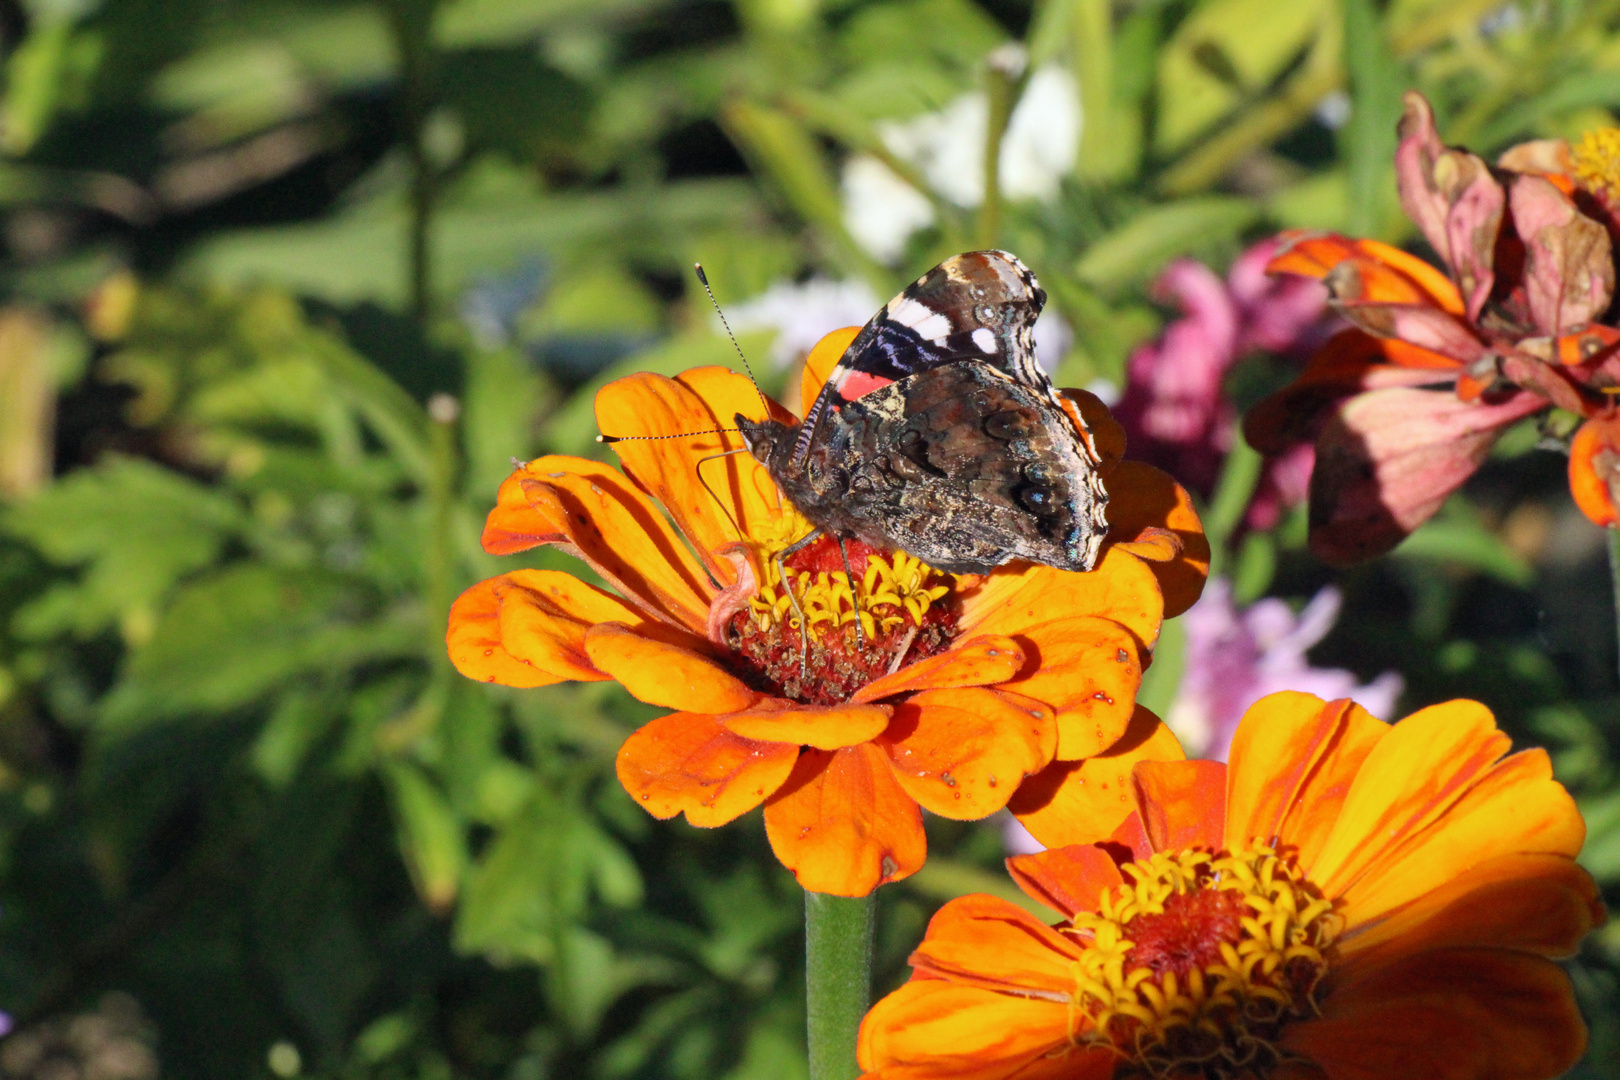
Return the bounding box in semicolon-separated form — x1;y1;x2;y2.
723;513;959;705
1068;844;1341;1080
1573;127;1620;203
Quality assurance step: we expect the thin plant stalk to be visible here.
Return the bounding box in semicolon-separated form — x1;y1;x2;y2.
1610;527;1620;687
805;890;876;1080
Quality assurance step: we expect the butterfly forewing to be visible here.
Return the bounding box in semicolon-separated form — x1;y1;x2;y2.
793;250;1058;466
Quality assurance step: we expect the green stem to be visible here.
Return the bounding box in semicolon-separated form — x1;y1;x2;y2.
805;890;876;1080
1203;437;1265;576
384;0;436;322
1609;527;1620;688
978;52;1021;249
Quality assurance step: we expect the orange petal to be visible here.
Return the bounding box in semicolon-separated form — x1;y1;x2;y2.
853;635;1025;703
1061;388;1126;469
801;326;862;413
995;616;1142;761
1133;759;1227;853
857;981;1101;1080
1340;852;1602;970
447;573;612;688
1568;417;1620;527
719;699;892;750
960;549;1164;650
1223;693;1388;871
595;367;797;583
908;894;1083;994
1335;747;1586;931
1006;844;1125;918
1270;234;1464;313
616;712;799;827
482;456;713;630
1008;705;1184;849
878;687;1056;820
763;743;926;896
1101;461;1209;618
1307;699;1517;899
584;622;761;714
1281;949;1586;1080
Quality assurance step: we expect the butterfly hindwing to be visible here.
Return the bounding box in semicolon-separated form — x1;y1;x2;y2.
816;362;1105;573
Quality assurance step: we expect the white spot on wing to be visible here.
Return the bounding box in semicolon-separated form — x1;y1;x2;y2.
887;297;952;340
971;327;997;353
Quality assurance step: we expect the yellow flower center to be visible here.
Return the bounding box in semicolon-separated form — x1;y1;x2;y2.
724;509;959;705
1069;843;1341;1079
1573;127;1620;201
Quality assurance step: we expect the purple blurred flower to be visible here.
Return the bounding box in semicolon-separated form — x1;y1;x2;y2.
1114;238;1337;522
1168;578;1403;762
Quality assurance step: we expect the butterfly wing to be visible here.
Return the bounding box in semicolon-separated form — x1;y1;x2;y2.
793;250;1055;465
823;361;1108;573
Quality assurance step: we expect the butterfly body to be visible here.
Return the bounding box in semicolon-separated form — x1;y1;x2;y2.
736;250;1109;574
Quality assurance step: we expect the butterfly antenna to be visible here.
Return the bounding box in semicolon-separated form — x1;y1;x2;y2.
597;427;739;444
695;263;771;419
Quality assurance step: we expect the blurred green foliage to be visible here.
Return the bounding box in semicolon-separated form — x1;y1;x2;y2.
0;0;1618;1077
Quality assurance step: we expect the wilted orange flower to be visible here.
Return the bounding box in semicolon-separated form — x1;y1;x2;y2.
447;328;1208;897
1248;90;1620;562
860;691;1602;1079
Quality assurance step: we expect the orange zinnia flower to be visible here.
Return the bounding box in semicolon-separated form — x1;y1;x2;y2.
860;691;1603;1079
1248;90;1620;561
447;328;1209;897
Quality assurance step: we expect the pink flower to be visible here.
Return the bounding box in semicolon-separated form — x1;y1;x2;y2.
1167;578;1403;761
1114;240;1337;519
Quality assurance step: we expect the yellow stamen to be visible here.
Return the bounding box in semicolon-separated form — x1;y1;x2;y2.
1068;843;1342;1079
744;511;951;641
1573;127;1620;201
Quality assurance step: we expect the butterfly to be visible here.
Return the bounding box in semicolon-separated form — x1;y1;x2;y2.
734;249;1110;576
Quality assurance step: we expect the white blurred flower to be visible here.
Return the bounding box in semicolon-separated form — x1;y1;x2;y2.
723;277;883;367
879;93;988;208
1000;810;1045;855
1032;307;1071;375
842;64;1081;262
841;156;936;265
1000;65;1082;201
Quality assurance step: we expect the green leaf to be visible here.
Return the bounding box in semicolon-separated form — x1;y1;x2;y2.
1391;499;1533;586
5;456;246;640
1154;0;1330;154
1341;0;1404;236
1;21;103;155
385;760;467;913
1476;70;1620;150
720;100;883;285
98;564;420;728
455;794;567;965
251;684;343;787
1073;197;1262;293
1579;786;1620;883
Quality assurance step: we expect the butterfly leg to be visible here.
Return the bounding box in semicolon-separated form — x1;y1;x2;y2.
775;528;823;685
835;535;865;649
